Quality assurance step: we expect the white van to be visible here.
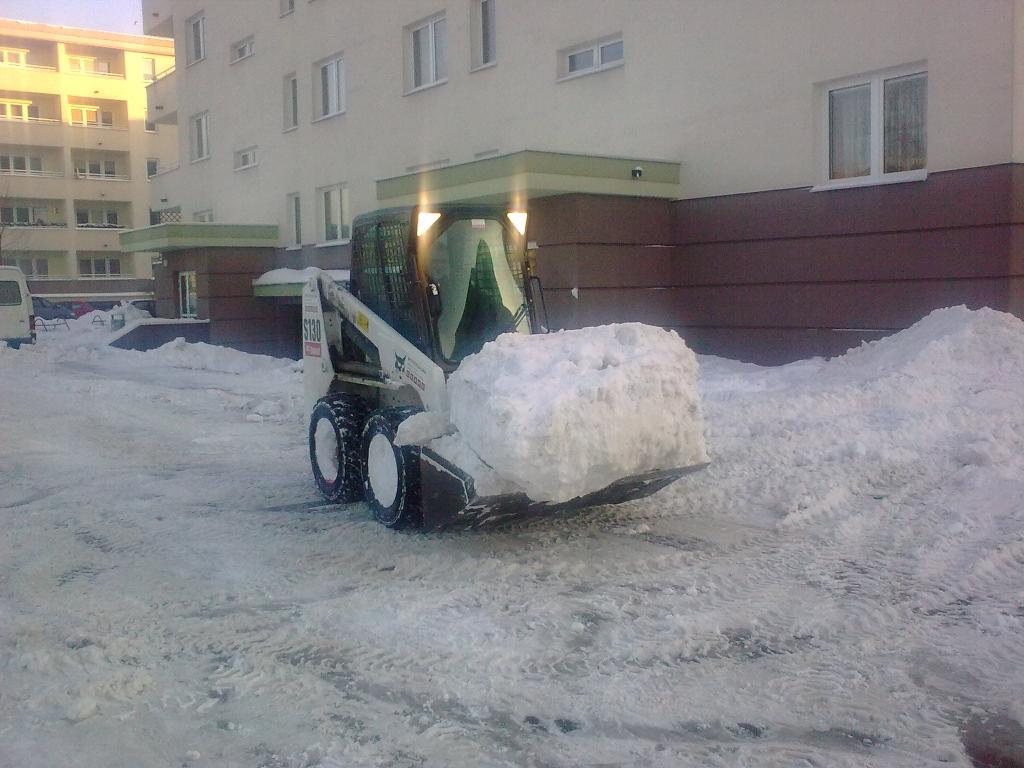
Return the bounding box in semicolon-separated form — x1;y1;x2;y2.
0;265;34;348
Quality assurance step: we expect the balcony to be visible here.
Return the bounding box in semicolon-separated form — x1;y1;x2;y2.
0;115;64;144
74;170;130;181
146;65;177;125
0;169;65;198
67;123;130;152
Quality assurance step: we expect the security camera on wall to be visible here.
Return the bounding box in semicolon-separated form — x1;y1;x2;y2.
631;166;643;180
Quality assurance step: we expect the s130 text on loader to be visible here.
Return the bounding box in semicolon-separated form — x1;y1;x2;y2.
302;204;705;530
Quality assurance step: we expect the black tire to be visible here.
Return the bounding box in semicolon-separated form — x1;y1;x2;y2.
309;393;369;503
360;407;422;529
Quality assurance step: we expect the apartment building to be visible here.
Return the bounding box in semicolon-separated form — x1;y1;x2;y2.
128;0;1024;361
0;18;175;308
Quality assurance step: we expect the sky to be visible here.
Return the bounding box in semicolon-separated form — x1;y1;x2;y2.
2;0;144;35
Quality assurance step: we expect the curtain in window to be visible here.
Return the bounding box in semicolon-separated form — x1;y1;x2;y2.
884;73;926;174
829;84;870;179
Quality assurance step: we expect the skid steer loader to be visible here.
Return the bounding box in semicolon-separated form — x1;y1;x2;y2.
303;204;704;530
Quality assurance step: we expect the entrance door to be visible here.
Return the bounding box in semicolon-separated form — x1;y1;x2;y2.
178;271;197;318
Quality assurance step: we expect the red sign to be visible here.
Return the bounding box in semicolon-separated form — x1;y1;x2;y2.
304;340;322;357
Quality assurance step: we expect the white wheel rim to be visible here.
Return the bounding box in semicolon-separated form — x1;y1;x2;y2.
314;417;339;483
367;433;399;509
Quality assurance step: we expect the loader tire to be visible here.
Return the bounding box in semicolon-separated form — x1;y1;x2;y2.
309;394;369;503
360;407;422;529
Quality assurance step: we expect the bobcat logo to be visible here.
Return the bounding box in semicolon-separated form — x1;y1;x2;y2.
394;353;406;373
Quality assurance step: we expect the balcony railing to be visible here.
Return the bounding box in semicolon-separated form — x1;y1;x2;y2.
1;221;67;228
0;115;61;125
149;163;179;179
0;61;58;72
152;64;176;82
65;68;125;79
75;222;128;229
0;169;63;178
68;122;128;131
74;170;130;181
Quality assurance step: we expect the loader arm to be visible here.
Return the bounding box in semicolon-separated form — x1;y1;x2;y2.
303;271;449;415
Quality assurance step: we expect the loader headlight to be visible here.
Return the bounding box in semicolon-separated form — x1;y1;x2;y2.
417;211;441;236
507;211;528;236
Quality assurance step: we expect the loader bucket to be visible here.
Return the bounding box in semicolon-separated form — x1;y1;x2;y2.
418;448;707;531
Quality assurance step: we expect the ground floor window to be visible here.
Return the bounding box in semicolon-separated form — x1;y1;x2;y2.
178;270;198;318
79;256;123;277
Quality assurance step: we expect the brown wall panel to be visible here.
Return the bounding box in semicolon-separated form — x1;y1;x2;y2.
204;272;264;298
204;296;279;321
529;194;673;246
536;226;1022;290
674;327;891;365
543;278;1023;332
674;165;1018;244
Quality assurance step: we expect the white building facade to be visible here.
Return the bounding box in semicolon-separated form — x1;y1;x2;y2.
132;0;1024;362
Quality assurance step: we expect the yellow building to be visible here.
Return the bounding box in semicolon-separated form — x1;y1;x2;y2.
0;17;175;308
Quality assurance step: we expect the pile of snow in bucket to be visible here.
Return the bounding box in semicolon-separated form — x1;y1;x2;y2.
399;323;707;503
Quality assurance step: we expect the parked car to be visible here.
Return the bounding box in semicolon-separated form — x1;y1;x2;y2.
0;266;34;348
32;296;75;321
69;301;96;318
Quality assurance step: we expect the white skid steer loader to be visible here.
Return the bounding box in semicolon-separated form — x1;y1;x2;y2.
303;205;704;530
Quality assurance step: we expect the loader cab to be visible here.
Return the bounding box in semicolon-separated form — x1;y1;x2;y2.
349;205;531;371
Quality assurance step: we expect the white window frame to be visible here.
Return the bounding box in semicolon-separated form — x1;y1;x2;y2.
68;105;114;128
230;36;255;64
0;154;44;176
233;145;258;171
471;0;496;71
405;13;447;93
79;255;124;277
280;0;295;16
286;193;302;247
283;72;299;130
190;111;210;162
0;48;28;66
147;158;159;178
178;270;198;318
313;54;345;120
75;207;122;228
193;209;214;223
813;63;928;192
186;12;207;65
317;183;350;244
558;35;624;81
141;57;156;81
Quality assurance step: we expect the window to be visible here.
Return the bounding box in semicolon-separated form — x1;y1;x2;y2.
286;193;301;245
822;66;927;186
76;207;121;227
0;155;43;175
471;0;496;69
318;184;349;243
314;55;345;119
234;146;258;170
187;12;206;64
145;117;157;132
230;36;255;63
2;206;50;225
74;158;119;178
560;35;623;79
69;106;113;127
147;158;159;177
10;257;49;277
280;0;295;16
141;57;156;81
283;73;299;130
0;48;27;66
178;271;198;317
79;256;123;277
1;100;35;121
193;209;214;222
190;112;210;162
406;14;447;91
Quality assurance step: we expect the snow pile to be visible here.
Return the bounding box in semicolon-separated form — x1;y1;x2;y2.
144;338;300;376
72;301;151;330
252;267;350;287
443;323;707;503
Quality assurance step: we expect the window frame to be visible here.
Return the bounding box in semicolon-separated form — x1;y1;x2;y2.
0;48;28;66
233;145;258;171
79;255;124;277
230;35;255;64
193;209;214;223
317;183;350;245
558;35;624;82
813;63;928;192
286;193;302;247
283;72;299;131
280;0;296;16
190;111;210;163
470;0;496;71
313;54;345;121
141;57;156;81
405;13;448;93
186;12;207;66
147;158;159;178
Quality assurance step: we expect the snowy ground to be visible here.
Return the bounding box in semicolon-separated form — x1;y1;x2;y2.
1;308;1022;767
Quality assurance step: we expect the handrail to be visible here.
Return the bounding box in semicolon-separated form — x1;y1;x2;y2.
0;62;58;72
74;171;130;181
67;122;129;131
0;169;63;178
149;163;180;178
65;68;125;79
0;115;61;124
152;64;176;82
